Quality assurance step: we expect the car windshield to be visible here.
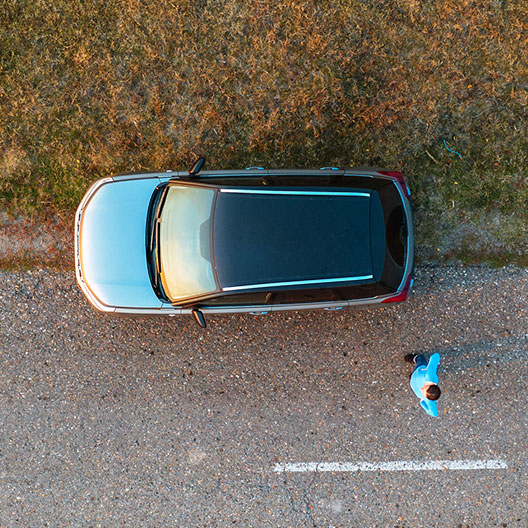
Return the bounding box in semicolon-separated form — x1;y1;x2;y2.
158;184;218;301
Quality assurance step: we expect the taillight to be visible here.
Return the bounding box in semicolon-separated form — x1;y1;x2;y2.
382;275;413;304
378;170;410;200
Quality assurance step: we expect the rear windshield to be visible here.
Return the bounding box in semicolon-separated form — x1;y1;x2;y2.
376;182;408;290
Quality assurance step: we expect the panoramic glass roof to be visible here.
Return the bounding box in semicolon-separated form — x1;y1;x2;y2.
213;188;375;290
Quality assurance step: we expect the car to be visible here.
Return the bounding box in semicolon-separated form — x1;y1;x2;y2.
75;159;414;327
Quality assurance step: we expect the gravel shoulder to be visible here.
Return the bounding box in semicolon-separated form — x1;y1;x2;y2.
0;265;527;526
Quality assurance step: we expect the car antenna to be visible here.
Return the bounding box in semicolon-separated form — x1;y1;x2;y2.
188;157;206;177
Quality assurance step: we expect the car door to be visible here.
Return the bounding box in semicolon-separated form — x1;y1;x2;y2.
269;287;347;313
187;291;274;315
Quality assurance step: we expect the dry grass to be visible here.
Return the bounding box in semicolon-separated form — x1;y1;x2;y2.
1;0;527;261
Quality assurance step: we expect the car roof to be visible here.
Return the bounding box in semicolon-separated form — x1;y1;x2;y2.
213;187;385;291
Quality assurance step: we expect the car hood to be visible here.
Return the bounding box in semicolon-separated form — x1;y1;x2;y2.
79;178;163;309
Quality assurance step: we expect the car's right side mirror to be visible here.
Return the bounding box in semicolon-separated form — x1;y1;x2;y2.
189;157;206;177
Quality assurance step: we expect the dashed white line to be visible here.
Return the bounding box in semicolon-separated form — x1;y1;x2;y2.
273;459;508;473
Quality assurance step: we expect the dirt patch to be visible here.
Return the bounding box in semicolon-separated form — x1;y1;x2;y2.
415;206;528;267
0;212;72;270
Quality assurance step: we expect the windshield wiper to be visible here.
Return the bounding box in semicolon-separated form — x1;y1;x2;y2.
146;184;170;302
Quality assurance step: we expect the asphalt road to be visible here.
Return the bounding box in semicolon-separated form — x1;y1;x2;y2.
0;265;527;527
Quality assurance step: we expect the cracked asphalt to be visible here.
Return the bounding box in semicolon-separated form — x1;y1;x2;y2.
0;265;527;527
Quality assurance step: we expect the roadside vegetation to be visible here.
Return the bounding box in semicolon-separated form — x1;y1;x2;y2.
1;0;526;267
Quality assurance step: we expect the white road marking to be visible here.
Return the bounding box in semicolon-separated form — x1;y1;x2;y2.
273;459;508;473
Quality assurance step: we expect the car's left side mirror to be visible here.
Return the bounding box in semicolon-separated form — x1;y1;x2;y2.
192;308;207;328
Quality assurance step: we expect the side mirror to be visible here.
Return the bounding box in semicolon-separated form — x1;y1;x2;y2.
192;308;207;328
189;157;206;177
